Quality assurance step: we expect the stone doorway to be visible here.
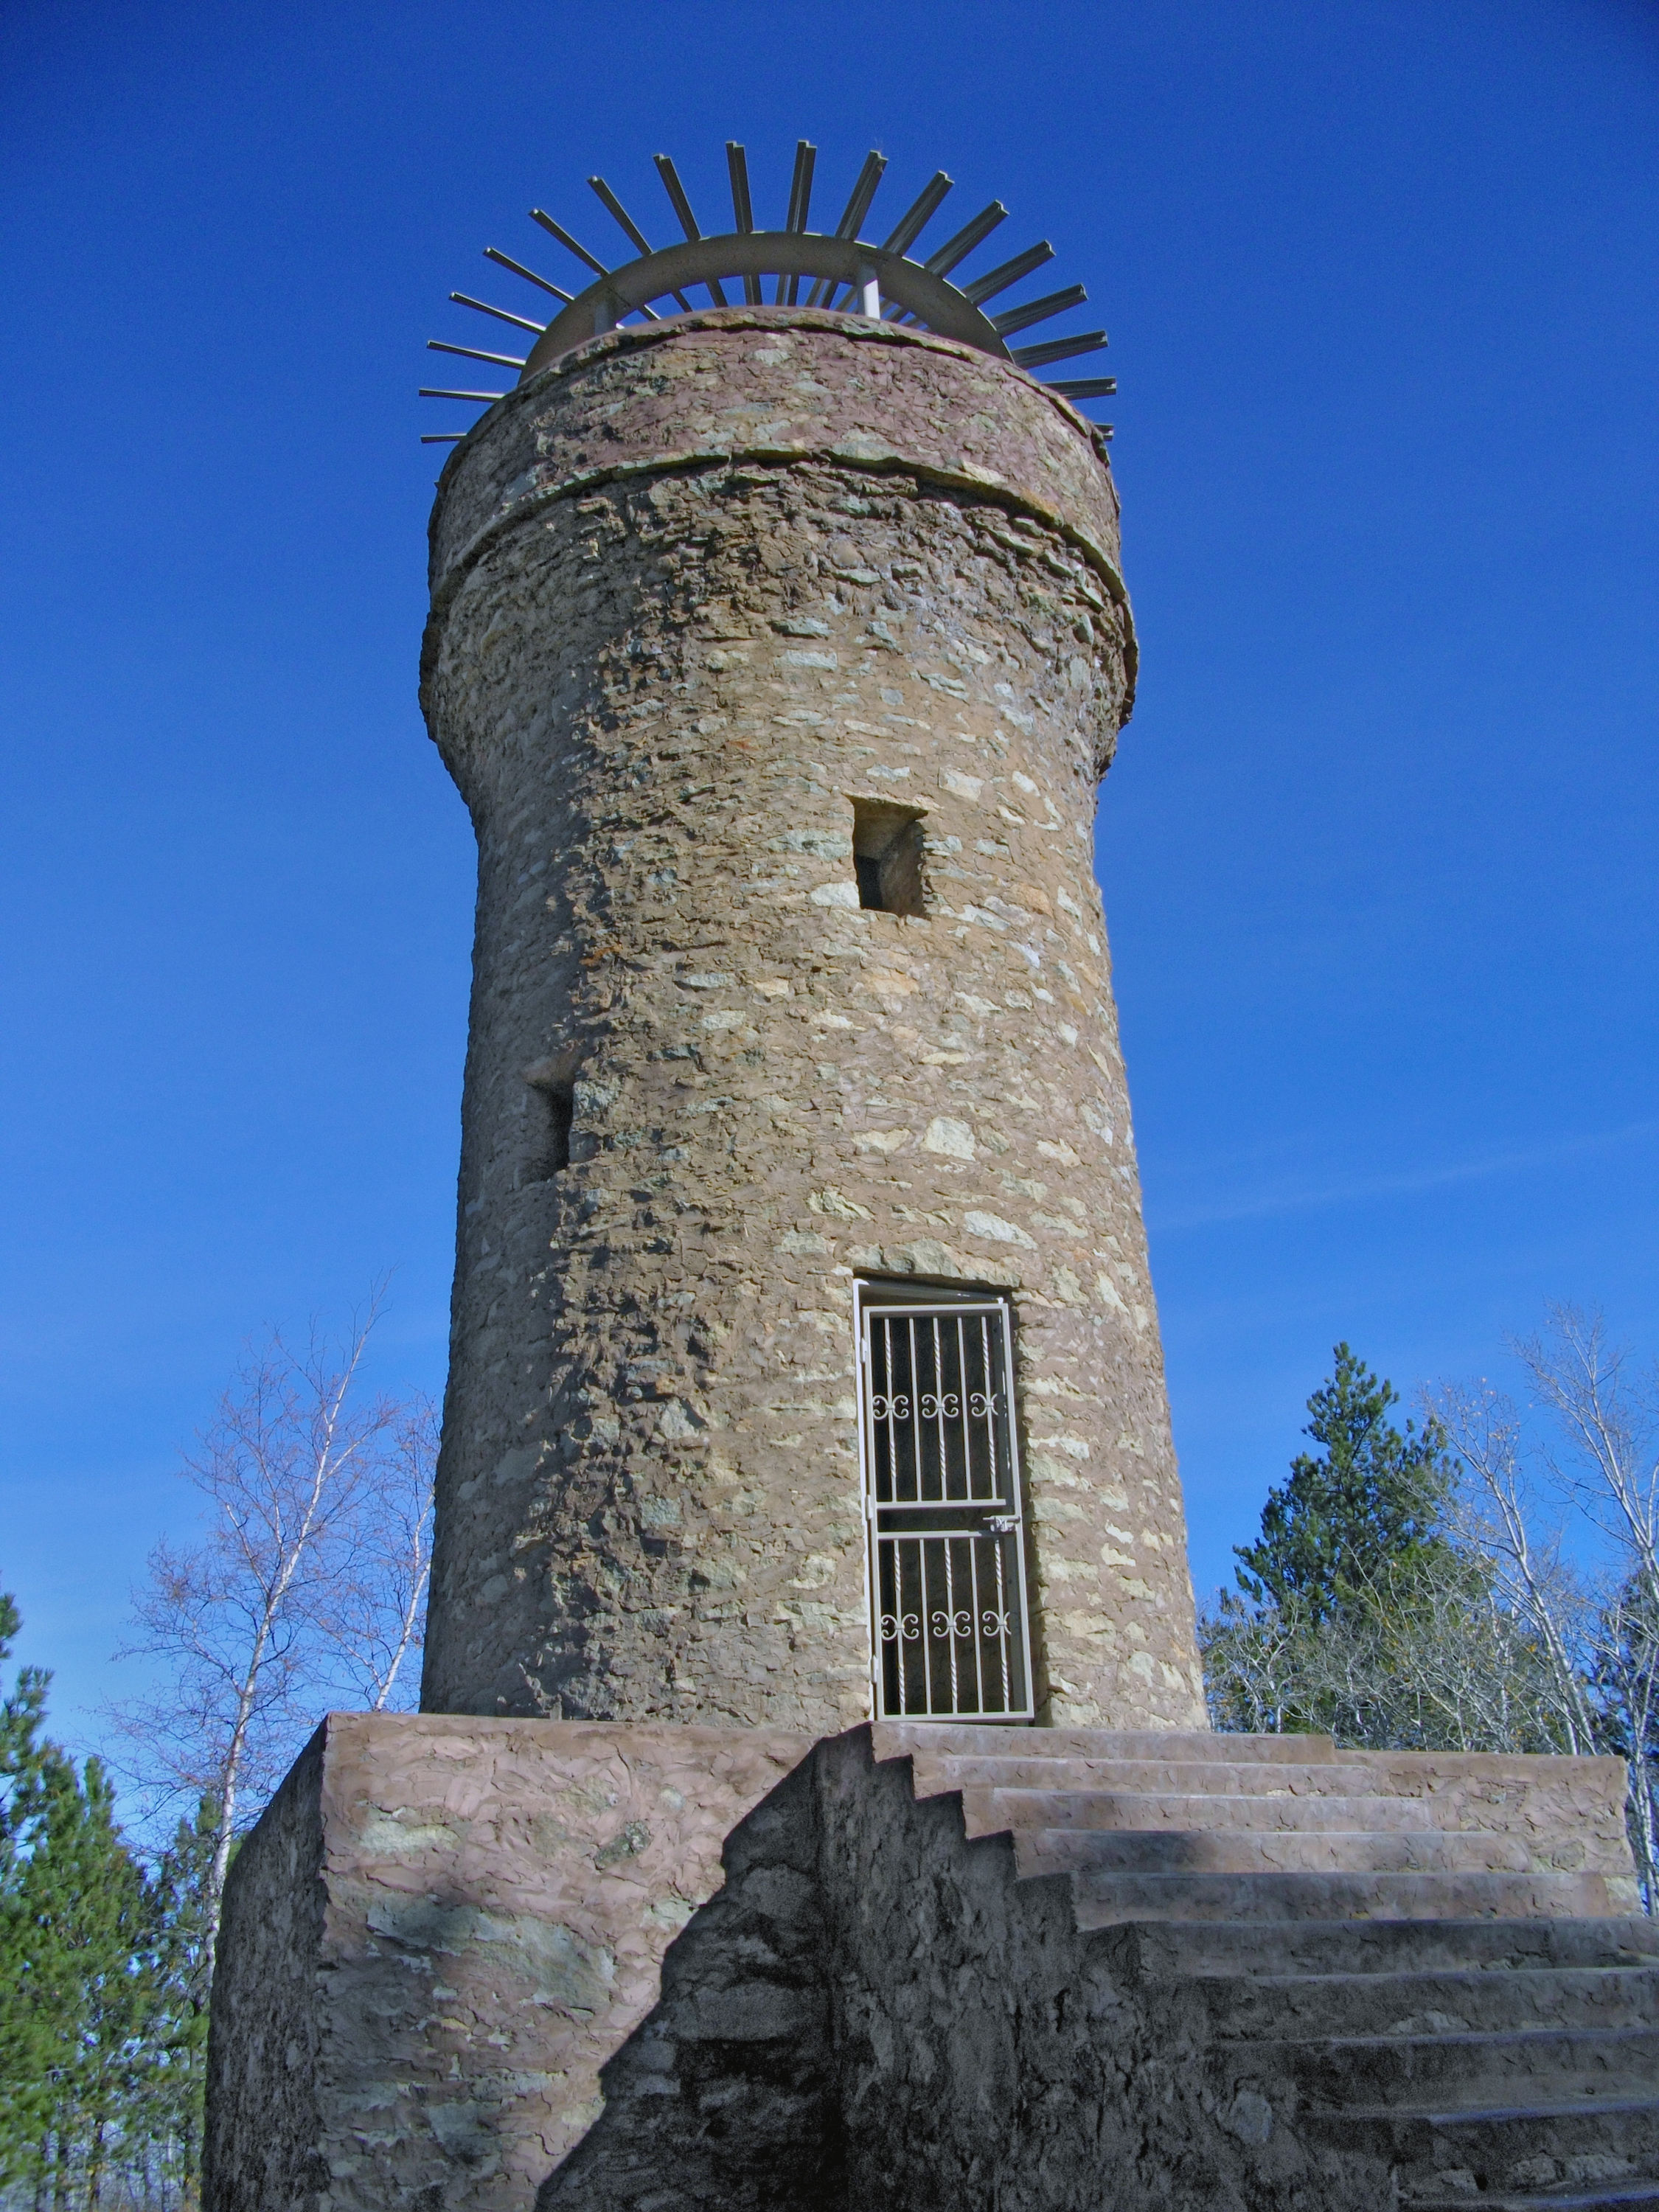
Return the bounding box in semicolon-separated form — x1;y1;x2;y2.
855;1284;1034;1721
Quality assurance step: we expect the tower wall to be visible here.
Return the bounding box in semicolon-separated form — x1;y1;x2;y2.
417;308;1204;1733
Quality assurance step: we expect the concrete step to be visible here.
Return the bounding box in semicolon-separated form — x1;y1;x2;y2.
1121;1916;1659;1981
919;1753;1626;1820
1192;1964;1659;2041
965;1784;1606;1841
1020;1826;1609;1879
877;1735;1655;2202
1228;2024;1659;2110
1408;2188;1659;2210
1348;1747;1627;1794
1411;2195;1659;2210
1298;2094;1659;2197
872;1721;1340;1763
1071;1868;1640;1927
880;1723;1622;1795
917;1753;1408;1798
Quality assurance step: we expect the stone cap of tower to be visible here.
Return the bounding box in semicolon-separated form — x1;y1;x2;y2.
424;307;1135;766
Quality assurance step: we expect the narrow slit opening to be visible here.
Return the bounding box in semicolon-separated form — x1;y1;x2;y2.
527;1082;574;1180
851;799;927;917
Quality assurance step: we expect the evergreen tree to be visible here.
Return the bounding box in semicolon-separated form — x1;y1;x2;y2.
140;1798;217;2197
0;1587;58;2190
7;1751;155;2206
0;1589;205;2210
1234;1344;1455;1623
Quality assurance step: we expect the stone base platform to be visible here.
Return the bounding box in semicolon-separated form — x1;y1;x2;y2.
202;1715;813;2212
205;1716;1657;2212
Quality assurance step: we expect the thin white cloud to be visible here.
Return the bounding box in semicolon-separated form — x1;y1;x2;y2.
1151;1118;1659;1231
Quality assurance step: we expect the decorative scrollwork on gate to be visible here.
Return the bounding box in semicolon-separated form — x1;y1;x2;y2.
930;1607;975;1641
862;1292;1033;1721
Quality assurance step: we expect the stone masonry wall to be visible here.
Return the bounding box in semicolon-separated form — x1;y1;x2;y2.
418;310;1205;1733
203;1714;812;2212
204;1730;328;2212
209;1714;1647;2212
204;1714;1280;2212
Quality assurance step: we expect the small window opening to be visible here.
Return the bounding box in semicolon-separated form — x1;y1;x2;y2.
526;1081;574;1181
852;799;927;917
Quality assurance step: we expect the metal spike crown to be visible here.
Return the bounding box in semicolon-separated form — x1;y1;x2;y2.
420;139;1116;445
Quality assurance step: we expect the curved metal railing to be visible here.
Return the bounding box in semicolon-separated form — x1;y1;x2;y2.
420;139;1115;446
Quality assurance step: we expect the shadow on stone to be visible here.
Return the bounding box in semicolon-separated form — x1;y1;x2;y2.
535;1755;845;2212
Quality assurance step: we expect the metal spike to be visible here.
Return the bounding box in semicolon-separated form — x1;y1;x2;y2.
812;150;888;305
990;283;1088;338
427;339;527;368
655;153;700;239
590;175;694;312
727;141;754;230
785;139;816;231
421;432;466;443
655;154;727;306
529;209;658;319
881;171;952;257
420;387;508;401
451;292;546;336
924;201;1006;277
782;139;816;304
530;211;608;276
726;141;761;304
1009;330;1107;369
1046;378;1116;398
835;150;886;238
961;242;1054;307
484;247;572;303
588;175;652;256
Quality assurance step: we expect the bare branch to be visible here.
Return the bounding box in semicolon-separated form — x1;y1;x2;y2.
102;1287;437;1955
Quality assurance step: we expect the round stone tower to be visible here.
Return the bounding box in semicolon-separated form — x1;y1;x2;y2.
416;158;1206;1734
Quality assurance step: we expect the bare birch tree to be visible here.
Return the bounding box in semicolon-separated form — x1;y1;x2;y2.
307;1391;440;1712
108;1293;436;1952
1428;1378;1600;1755
1505;1307;1659;1899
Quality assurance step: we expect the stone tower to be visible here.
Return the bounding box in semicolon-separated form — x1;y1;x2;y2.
415;151;1206;1737
206;155;1653;2212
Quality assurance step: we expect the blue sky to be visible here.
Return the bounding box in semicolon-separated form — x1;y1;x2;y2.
3;0;1656;1741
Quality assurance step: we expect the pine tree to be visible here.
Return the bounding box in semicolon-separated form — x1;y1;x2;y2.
0;1587;58;2191
1234;1344;1455;1624
4;1752;159;2205
0;1590;192;2209
140;1798;217;2200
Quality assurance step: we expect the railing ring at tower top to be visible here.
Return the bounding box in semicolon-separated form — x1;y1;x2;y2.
521;232;1006;379
422;145;1117;445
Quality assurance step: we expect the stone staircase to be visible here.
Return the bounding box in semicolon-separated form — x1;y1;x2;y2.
880;1722;1659;2208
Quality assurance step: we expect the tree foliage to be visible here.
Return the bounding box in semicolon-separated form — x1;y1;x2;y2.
1203;1312;1659;1909
0;1594;207;2209
1232;1343;1455;1621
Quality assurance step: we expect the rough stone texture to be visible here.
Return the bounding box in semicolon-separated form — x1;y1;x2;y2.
206;1714;1655;2211
202;1714;810;2212
417;308;1205;1733
807;1730;1656;2212
204;1729;327;2211
425;307;1133;701
549;1724;1655;2211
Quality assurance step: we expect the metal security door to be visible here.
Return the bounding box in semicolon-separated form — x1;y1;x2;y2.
857;1291;1034;1722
